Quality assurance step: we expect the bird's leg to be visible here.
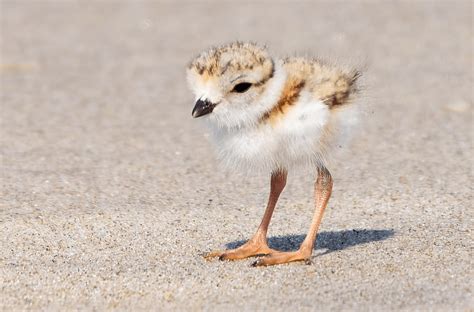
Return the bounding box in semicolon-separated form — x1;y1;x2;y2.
253;167;333;267
204;170;287;261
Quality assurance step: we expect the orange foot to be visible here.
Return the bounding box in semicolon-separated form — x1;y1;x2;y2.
204;239;277;261
251;249;312;267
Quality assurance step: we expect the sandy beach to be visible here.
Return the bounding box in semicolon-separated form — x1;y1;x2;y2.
1;1;472;310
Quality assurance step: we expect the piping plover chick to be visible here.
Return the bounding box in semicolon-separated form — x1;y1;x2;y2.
187;42;360;266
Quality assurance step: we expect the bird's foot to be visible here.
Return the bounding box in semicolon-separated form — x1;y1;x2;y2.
204;239;276;261
251;249;312;267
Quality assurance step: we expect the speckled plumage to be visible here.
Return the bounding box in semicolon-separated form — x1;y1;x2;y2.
187;42;361;173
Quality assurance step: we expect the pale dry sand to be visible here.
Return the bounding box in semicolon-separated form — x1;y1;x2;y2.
1;1;472;311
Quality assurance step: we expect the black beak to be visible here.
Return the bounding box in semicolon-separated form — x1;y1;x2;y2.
192;99;216;118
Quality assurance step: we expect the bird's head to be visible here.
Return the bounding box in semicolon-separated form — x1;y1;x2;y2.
186;42;283;128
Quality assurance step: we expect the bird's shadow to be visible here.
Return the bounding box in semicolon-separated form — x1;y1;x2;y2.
226;229;394;256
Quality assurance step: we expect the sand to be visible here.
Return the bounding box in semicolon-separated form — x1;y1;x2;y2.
1;1;472;311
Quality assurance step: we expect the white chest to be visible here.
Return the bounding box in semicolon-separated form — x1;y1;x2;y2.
208;96;330;172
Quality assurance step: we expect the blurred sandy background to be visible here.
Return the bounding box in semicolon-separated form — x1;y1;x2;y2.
1;1;472;310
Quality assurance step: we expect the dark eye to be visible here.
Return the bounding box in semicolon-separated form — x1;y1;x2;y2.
232;82;252;93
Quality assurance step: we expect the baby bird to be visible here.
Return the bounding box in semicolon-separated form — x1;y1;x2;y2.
187;42;360;266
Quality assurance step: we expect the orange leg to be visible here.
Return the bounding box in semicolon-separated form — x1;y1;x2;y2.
252;167;333;266
204;170;287;261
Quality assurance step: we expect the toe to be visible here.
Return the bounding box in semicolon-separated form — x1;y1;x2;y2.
203;250;224;260
251;256;275;267
218;251;244;261
251;251;311;267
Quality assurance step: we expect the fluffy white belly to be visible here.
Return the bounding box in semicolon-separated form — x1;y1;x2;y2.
208;97;331;173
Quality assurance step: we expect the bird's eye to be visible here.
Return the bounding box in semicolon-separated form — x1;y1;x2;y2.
232;82;252;93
